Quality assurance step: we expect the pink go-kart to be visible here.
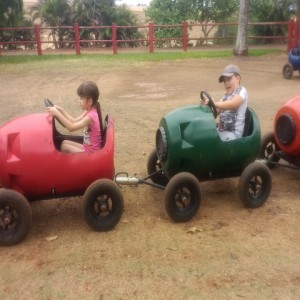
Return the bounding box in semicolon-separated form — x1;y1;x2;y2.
0;99;124;246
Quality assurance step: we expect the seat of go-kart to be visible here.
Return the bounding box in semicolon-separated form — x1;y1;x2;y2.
242;108;253;137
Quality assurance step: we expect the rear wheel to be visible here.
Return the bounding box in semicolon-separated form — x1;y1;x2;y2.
282;63;293;79
260;132;280;168
147;149;169;186
164;172;201;222
84;179;124;231
239;162;272;208
0;189;32;246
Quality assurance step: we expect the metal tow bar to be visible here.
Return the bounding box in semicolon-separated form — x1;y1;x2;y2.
115;172;165;190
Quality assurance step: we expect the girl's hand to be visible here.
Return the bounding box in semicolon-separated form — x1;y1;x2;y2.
54;105;63;112
47;107;59;117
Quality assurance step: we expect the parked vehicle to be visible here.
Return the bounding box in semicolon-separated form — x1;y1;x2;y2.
282;48;300;79
0;99;124;246
260;95;300;171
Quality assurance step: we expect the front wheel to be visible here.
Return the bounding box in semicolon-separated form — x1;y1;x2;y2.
84;179;124;231
259;132;280;168
0;189;32;246
164;172;201;222
239;162;272;208
147;149;169;186
282;63;293;79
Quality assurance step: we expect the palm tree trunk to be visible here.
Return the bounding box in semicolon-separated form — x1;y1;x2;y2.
234;0;249;56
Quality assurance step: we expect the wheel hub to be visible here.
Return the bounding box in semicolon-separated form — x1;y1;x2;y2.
99;202;108;212
0;207;14;226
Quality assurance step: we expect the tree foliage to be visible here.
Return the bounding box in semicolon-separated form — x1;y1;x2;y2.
71;0;115;26
0;0;25;50
29;0;141;48
146;0;238;46
31;0;72;49
0;0;23;28
249;0;295;42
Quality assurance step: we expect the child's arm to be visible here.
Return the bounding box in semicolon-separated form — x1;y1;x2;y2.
54;105;84;123
48;107;90;132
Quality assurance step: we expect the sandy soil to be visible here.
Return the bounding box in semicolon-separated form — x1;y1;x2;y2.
0;51;299;299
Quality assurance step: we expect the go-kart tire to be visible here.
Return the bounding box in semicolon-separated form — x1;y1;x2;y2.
239;162;272;209
164;172;201;222
0;189;32;246
282;63;293;79
83;179;124;232
259;132;280;168
147;149;169;186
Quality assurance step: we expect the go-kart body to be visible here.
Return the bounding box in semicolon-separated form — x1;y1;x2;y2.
0;110;124;246
0;113;114;199
156;105;261;179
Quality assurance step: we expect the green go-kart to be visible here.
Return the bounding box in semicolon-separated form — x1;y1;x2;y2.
116;91;272;222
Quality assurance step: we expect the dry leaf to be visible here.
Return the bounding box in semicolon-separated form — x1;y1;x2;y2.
167;247;178;251
45;235;58;242
186;226;201;234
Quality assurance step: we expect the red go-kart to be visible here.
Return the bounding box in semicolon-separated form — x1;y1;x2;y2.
0;99;124;246
260;95;300;170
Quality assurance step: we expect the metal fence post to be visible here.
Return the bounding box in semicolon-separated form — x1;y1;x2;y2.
35;24;42;56
74;23;81;55
149;22;154;53
183;21;188;52
112;23;117;54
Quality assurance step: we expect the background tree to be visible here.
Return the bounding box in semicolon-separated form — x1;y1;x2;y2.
146;0;190;47
0;0;25;50
0;0;23;28
187;0;238;44
71;0;115;47
112;5;143;47
249;0;294;44
31;0;72;49
72;0;141;48
234;0;249;56
146;0;238;47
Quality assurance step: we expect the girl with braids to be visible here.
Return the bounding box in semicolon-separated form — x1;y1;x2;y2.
47;81;102;153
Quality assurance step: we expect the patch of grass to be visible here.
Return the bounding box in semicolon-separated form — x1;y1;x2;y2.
0;48;284;65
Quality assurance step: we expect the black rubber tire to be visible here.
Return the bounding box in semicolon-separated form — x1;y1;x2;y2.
282;63;293;79
239;162;272;208
0;189;32;246
147;149;169;186
83;179;124;231
259;132;280;169
164;172;201;222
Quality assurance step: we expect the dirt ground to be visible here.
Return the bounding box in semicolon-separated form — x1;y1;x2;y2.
0;50;299;299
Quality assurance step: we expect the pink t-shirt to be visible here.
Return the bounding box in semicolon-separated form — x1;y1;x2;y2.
83;109;101;153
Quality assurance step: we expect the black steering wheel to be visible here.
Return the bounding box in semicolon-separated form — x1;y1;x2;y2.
200;91;218;119
44;98;65;127
44;98;54;108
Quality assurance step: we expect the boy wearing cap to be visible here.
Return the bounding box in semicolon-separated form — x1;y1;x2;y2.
202;64;248;141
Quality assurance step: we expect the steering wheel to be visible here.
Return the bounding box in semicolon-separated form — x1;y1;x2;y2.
44;98;65;127
200;91;218;119
44;98;54;108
